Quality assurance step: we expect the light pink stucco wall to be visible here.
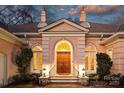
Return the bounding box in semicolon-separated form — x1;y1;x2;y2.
105;39;124;74
0;38;21;84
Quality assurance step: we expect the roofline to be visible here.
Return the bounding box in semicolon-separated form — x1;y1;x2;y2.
13;32;40;35
40;31;87;34
0;27;26;45
100;32;124;45
87;32;115;35
13;32;115;36
38;19;89;33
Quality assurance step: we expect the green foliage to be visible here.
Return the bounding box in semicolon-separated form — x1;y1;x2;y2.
12;74;32;84
96;53;113;80
86;74;97;78
13;47;33;83
119;75;124;86
104;73;124;86
15;47;33;75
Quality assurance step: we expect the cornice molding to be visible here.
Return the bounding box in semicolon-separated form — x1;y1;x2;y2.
0;27;26;46
42;33;85;37
100;32;124;45
38;19;89;33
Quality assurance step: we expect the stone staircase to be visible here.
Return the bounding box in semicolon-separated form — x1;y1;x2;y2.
49;75;79;84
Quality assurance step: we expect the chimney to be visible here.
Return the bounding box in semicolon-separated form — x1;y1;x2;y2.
79;6;86;22
80;6;90;28
38;6;47;28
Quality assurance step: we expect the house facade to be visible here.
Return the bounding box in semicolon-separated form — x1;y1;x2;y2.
1;7;124;86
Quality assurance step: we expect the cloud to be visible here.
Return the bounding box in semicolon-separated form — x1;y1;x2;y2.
87;5;120;14
113;15;124;24
68;5;120;15
1;5;124;25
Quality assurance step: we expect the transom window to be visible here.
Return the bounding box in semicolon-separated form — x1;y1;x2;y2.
56;40;71;51
85;45;97;74
31;46;42;73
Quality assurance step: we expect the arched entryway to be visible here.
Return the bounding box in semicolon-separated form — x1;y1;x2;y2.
55;40;73;75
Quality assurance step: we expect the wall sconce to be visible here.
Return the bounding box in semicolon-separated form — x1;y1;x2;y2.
42;68;46;77
82;64;85;77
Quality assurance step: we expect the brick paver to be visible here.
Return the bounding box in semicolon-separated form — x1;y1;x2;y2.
6;82;123;88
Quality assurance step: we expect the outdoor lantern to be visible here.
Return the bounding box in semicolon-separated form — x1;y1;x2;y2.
42;68;46;77
82;64;85;77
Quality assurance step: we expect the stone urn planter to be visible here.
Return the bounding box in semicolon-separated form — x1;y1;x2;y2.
79;76;89;86
39;76;49;86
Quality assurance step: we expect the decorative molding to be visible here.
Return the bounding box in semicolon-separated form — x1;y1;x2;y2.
13;32;40;35
87;32;114;35
41;33;86;36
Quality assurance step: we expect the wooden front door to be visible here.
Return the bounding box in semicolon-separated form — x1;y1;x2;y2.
57;52;71;74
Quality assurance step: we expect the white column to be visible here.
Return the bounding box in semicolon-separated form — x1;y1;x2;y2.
42;36;50;76
77;35;85;77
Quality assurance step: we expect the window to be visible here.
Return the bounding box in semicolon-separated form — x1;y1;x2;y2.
85;45;96;73
107;49;113;60
32;46;42;73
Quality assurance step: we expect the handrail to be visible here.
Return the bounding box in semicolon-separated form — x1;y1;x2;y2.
49;64;55;77
72;63;79;78
49;63;79;77
49;64;55;73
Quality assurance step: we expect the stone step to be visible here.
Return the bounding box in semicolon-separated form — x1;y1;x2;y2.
49;75;79;83
50;75;78;78
49;79;79;83
50;78;78;80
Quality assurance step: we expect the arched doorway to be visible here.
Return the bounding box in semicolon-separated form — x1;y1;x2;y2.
55;40;73;75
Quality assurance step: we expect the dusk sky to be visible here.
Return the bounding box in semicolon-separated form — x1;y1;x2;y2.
0;5;124;25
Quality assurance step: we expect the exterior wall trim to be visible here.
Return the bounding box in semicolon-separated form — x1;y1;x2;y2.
0;27;26;45
100;32;124;45
13;32;39;35
104;39;124;47
88;33;114;35
40;31;87;34
42;33;85;36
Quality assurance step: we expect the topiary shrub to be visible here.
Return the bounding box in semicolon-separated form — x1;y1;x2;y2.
13;47;33;83
96;53;113;80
